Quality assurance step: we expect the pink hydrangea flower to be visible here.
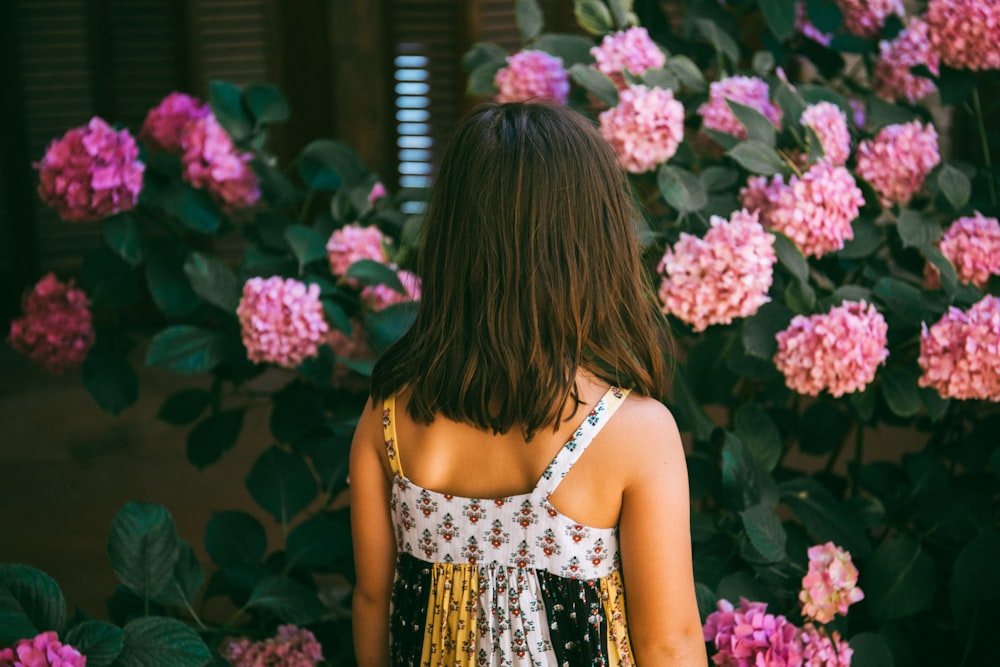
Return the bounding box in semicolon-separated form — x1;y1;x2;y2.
590;26;666;89
222;625;323;667
800;102;851;166
742;163;865;258
139;92;210;153
926;0;1000;71
698;76;782;141
702;598;803;667
494;50;570;104
181;114;260;210
801;624;853;667
938;212;1000;288
836;0;905;39
362;269;422;311
598;85;685;173
0;631;86;667
855;120;940;207
35;117;145;223
368;181;387;204
237;276;329;368
658;208;776;332
799;542;865;623
775;300;889;397
8;273;95;373
918;295;1000;401
873;18;940;105
326;223;389;277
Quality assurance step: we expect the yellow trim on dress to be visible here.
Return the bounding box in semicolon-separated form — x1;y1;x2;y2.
420;563;479;667
601;570;635;666
383;394;404;478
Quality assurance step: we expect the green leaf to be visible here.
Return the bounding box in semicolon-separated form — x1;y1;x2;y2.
81;247;141;310
462;41;508;72
186;409;244;468
896;209;942;248
666;55;706;91
938;65;977;106
467;61;504;96
784;280;816;313
285;224;329;269
182;252;240;313
780;477;871;558
864;534;935;621
246;446;319;524
116;616;211;667
243;82;289;123
83;347;138;416
270;382;326;443
742;301;792;359
937;162;972;210
286;514;353;568
157;389;211;425
873;277;923;326
322;298;353;335
849;633;894;667
658;165;708;213
867;98;918;132
157;182;223;235
839;216;883;259
344;258;405;292
574;0;614;36
951;530;1000;630
365;301;418;354
533;33;595;66
726;140;786;175
246;575;325;625
209;80;252;142
722;432;778;511
0;565;66;641
739;503;787;563
568;63;619;107
806;0;843;33
717;570;778;608
920;244;958;297
771;231;809;283
145;243;201;318
699;166;739;193
152;541;205;609
107;502;180;600
642;67;680;92
671;370;716;442
797;400;851;455
65;621;122;667
800;85;852;122
205;511;268;569
608;0;633;29
516;0;544;42
103;215;144;266
774;80;807;131
880;365;922;418
146;326;229;373
693;18;740;65
298;139;366;190
694;582;718;625
734;402;782;471
758;0;797;41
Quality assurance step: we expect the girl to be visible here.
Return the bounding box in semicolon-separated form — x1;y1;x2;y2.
350;102;706;666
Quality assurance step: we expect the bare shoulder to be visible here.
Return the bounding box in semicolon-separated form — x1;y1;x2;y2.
603;392;686;483
351;397;393;476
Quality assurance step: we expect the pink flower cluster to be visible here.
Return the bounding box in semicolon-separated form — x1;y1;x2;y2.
326;223;388;277
939;212;1000;288
873;18;939;104
774;300;889;397
139;91;209;153
836;0;905;39
698;76;782;140
222;625;323;667
799;542;865;624
599;85;685;173
657;208;776;331
741;163;864;258
855;120;940;207
703;598;802;667
494;50;570;104
918;295;1000;401
590;27;666;89
800;103;851;166
362;269;422;311
926;0;1000;71
8;273;95;373
35;117;145;223
801;624;853;667
0;632;86;667
237;276;329;368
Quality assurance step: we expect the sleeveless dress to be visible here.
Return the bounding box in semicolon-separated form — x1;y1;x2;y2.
382;386;635;667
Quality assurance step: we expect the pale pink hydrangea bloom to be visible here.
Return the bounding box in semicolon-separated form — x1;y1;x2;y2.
702;598;803;667
774;300;889;397
494;50;570;104
598;85;685;173
836;0;905;39
8;273;95;373
222;624;323;667
939;212;1000;288
855;120;940;207
35;117;145;223
873;18;940;105
698;76;782;140
0;631;86;667
326;223;389;277
799;542;865;623
237;276;329;368
590;26;666;89
926;0;1000;71
362;269;422;311
181;114;260;210
801;624;853;667
918;295;1000;401
139;92;210;153
658;208;776;332
800;102;851;166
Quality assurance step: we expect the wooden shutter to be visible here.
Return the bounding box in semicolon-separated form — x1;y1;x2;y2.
189;0;274;89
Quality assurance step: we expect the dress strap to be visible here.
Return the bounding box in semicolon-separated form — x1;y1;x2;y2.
535;386;630;497
382;394;405;478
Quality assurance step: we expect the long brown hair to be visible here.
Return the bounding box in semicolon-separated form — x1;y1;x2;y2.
371;102;670;439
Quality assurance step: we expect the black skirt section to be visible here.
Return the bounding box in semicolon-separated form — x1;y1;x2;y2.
390;553;433;666
536;571;610;667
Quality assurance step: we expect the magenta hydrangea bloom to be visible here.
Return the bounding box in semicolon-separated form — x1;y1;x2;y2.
703;598;803;667
362;269;421;312
368;181;387;204
918;295;1000;401
799;542;865;624
237;276;329;369
0;631;86;667
180;114;260;211
775;300;889;397
698;76;782;140
326;223;389;278
938;212;1000;288
873;18;939;104
658;208;776;332
35;117;144;223
836;0;905;39
927;0;1000;71
855;120;940;207
222;624;323;667
139;92;210;153
598;85;685;173
801;624;853;667
8;273;95;374
494;50;570;104
800;102;851;166
590;26;666;89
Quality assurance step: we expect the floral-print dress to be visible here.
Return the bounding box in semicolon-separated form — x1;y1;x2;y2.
383;386;635;666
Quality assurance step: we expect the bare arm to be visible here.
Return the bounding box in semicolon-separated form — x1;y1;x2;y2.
350;399;397;667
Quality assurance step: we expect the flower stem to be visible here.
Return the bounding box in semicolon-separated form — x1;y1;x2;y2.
972;85;997;208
